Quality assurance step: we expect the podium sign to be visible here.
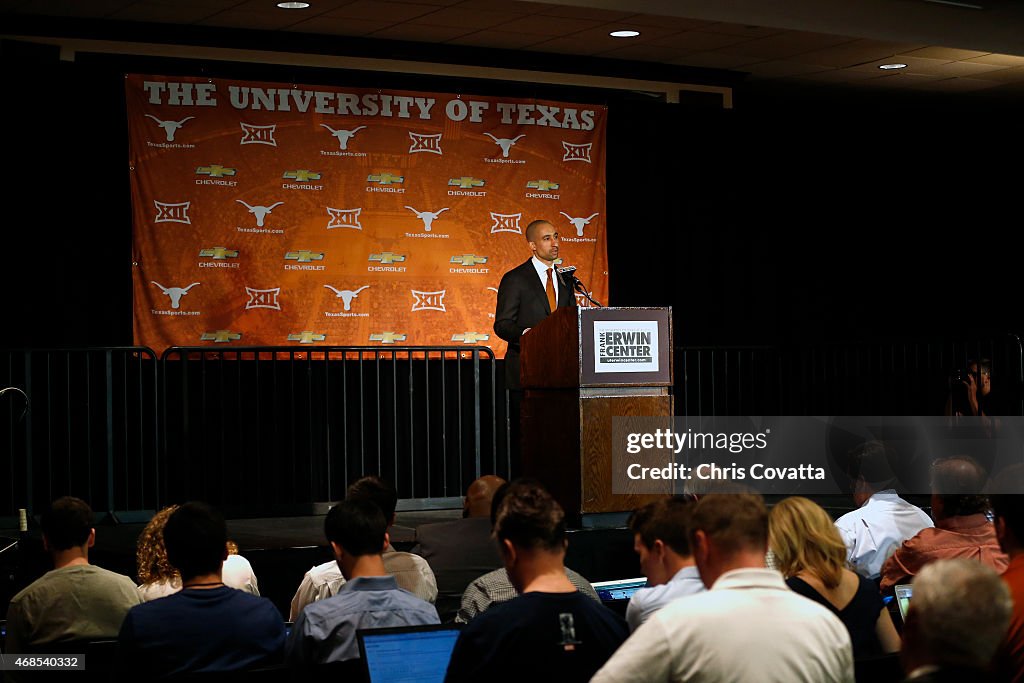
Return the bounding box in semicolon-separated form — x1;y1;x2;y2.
519;307;673;521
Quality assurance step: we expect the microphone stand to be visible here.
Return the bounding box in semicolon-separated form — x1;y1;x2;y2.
570;276;602;307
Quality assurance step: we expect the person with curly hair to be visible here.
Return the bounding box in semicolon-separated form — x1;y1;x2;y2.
769;496;900;658
136;504;259;600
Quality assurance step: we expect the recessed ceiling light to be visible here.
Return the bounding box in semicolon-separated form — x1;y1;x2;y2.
609;30;640;38
276;2;310;8
878;63;907;70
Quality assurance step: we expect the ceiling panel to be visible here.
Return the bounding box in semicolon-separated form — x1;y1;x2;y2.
489;14;606;37
794;39;927;68
407;6;528;29
446;30;545;49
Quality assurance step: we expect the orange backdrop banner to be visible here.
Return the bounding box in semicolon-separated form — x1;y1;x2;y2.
128;74;608;356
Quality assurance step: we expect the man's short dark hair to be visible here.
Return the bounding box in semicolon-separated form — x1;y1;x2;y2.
41;496;93;551
525;219;551;242
163;501;227;580
325;499;387;557
494;480;565;551
688;493;768;556
347;476;398;521
847;440;896;491
629;497;695;556
932;456;990;517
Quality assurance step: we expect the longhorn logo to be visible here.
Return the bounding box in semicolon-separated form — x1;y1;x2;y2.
151;281;200;309
323;285;369;311
144;114;194;142
484;133;525;158
559;211;600;237
236;200;283;227
405;206;449;232
320;124;366;150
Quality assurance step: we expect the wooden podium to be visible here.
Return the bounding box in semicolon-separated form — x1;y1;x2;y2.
519;306;673;523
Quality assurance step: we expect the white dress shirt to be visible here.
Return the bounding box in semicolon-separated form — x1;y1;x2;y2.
834;490;934;580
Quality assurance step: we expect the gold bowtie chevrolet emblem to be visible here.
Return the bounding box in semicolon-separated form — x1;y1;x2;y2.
452;332;490;344
195;164;237;178
285;250;324;263
288;331;327;344
369;252;406;265
283;170;322;182
367;172;404;185
198;247;239;259
527;179;559;191
200;330;242;343
450;254;487;266
448;177;484;189
370;332;407;344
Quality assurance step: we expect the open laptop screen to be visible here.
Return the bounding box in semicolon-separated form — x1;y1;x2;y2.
895;584;913;622
591;577;648;603
357;623;462;683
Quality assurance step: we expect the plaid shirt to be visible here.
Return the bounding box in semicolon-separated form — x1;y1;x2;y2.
455;566;599;623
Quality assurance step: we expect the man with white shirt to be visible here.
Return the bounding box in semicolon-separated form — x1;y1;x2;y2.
625;496;704;631
834;441;933;580
591;492;854;683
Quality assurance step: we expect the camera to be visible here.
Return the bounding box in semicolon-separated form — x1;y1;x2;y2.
950;368;969;385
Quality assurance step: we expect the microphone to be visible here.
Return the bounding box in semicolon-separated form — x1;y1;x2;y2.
555;265;577;278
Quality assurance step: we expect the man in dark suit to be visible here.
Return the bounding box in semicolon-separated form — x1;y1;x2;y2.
494;219;574;390
412;475;506;621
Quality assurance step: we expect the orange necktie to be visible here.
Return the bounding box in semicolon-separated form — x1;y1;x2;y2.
546;267;557;312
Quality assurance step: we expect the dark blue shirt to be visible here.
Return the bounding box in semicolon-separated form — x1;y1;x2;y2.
118;586;285;677
445;590;629;683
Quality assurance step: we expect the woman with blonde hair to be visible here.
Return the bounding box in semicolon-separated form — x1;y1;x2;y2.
769;496;900;658
136;504;259;600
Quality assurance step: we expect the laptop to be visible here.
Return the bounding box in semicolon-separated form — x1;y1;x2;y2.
591;577;648;604
357;623;462;683
894;584;913;622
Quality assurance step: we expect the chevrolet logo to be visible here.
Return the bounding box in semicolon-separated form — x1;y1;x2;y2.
285;250;324;263
448;176;484;189
527;179;559;191
200;330;242;343
370;332;407;344
369;252;406;265
199;247;239;259
288;331;327;344
367;172;404;185
283;169;322;182
196;164;237;178
452;332;490;344
450;254;488;266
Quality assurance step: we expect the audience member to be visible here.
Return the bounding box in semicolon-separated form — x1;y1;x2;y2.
881;456;1008;594
454;479;599;623
4;497;140;653
770;496;900;658
444;480;628;683
625;496;704;631
287;499;439;666
591;493;853;683
289;476;437;619
989;465;1024;681
834;441;934;580
117;502;284;676
900;559;1012;682
412;475;505;621
136;505;259;601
